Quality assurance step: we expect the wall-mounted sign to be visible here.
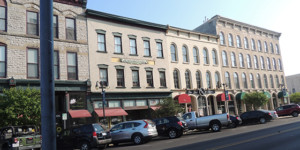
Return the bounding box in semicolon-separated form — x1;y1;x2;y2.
121;59;148;65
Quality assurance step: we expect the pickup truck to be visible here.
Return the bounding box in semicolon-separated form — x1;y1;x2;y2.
182;111;231;132
0;125;42;150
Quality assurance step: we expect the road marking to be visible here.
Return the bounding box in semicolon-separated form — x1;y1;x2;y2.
208;126;300;150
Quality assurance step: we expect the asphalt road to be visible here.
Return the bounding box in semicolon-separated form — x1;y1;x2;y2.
107;116;300;150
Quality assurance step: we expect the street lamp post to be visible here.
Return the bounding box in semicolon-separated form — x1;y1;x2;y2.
95;81;106;126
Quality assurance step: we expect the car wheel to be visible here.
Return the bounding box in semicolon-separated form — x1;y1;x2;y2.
229;122;237;128
80;141;90;150
132;134;143;145
292;112;299;117
259;117;266;124
168;129;177;139
210;122;221;132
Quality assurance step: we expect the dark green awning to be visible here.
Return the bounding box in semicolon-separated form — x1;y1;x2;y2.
278;91;289;98
262;91;271;99
236;92;246;101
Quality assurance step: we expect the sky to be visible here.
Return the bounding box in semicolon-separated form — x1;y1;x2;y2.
87;0;300;76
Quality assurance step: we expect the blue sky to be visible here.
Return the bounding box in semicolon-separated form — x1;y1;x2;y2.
87;0;300;76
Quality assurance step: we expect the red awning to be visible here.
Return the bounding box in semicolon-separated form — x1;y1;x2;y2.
174;94;191;104
150;106;160;110
217;93;232;101
69;110;92;118
94;107;128;117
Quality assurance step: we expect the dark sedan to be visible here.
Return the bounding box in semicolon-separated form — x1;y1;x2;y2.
228;115;242;128
240;110;273;124
153;116;186;139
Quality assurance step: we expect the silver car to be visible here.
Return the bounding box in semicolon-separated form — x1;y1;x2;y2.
110;119;158;145
259;109;278;120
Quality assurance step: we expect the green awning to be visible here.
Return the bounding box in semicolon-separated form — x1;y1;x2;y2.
278;91;289;98
262;91;271;99
236;92;246;101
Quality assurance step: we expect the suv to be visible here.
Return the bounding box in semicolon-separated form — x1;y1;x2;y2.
276;104;300;117
57;123;111;150
110;119;158;145
153;116;186;139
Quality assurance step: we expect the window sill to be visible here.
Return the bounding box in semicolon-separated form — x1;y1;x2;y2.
231;66;237;68
146;87;155;89
159;87;168;89
156;57;164;59
254;68;260;70
114;52;124;55
204;64;210;66
213;64;219;67
229;45;235;48
144;56;152;58
116;86;126;89
132;86;141;89
171;61;178;63
239;67;245;69
220;44;227;46
129;54;138;56
97;51;107;53
183;62;190;64
193;63;200;65
244;48;250;50
237;47;243;49
222;65;229;68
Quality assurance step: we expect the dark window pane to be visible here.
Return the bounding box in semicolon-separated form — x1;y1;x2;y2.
27;12;38;35
66;18;75;40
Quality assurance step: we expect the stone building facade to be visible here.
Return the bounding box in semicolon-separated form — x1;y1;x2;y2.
286;74;300;95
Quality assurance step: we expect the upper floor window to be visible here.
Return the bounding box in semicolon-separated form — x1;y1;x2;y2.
260;56;265;69
228;33;233;46
222;51;228;66
170;44;177;61
0;2;7;31
272;58;277;70
100;68;108;87
257;74;262;88
250;73;255;88
206;72;211;89
264;41;268;53
66;18;76;40
258;40;262;52
244;37;249;49
146;71;154;87
215;72;220;88
114;36;122;54
196;71;202;88
278;59;282;71
116;69;125;87
54;50;59;79
239;53;244;67
266;57;271;70
264;74;268;88
212;49;218;65
0;44;6;77
53;15;58;38
27;48;39;78
130;38;137;55
27;11;39;36
231;52;237;67
173;69;180;89
254;55;259;69
242;73;247;89
251;39;256;50
270;75;274;88
156;42;163;58
270;43;274;53
236;35;241;48
132;70;139;87
276;44;280;54
185;70;191;89
144;40;151;57
275;75;280;88
97;33;106;52
281;75;285;85
182;45;189;63
203;48;209;64
246;54;252;68
193;47;199;64
159;71;166;87
220;32;225;45
225;72;231;89
67;52;77;80
234;72;240;89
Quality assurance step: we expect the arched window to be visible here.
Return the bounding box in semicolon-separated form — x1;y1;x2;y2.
196;71;202;88
267;57;271;70
260;56;265;69
270;75;274;88
185;70;191;89
228;33;233;46
275;75;280;88
264;41;268;53
193;47;199;64
234;72;240;89
182;45;189;63
0;0;7;31
0;43;6;77
278;59;282;71
212;49;218;65
258;40;262;52
239;53;244;67
173;69;180;89
206;71;211;89
272;58;277;70
170;44;177;62
270;43;274;53
254;55;259;69
257;74;262;88
250;73;255;88
203;48;209;64
215;71;220;88
264;74;268;88
281;75;285;85
242;73;247;88
222;51;228;66
244;37;249;49
247;54;252;68
225;72;231;89
276;44;280;54
220;32;225;45
251;39;256;50
236;35;241;48
231;52;236;67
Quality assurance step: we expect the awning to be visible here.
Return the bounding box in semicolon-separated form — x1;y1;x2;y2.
217;93;232;101
174;94;191;103
262;91;271;99
150;106;160;110
69;110;92;118
236;92;246;101
278;91;289;98
94;107;128;117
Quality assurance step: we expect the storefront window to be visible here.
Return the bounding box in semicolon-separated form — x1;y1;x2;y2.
94;101;107;108
136;100;147;106
217;101;225;114
124;100;135;107
69;92;86;110
108;101;121;107
110;116;123;128
149;99;160;106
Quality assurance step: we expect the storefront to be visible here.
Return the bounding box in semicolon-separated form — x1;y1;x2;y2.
278;91;289;106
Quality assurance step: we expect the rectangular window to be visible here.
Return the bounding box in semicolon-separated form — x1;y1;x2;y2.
27;11;38;35
53;15;58;38
108;101;121;108
149;99;160;106
114;36;122;53
132;70;139;87
124;100;135;107
97;34;106;52
136;100;147;106
27;48;39;78
156;42;163;58
0;6;6;31
66;18;76;40
54;50;59;79
144;40;151;56
159;71;166;87
67;52;77;80
130;39;137;55
146;71;153;87
100;68;108;86
0;45;6;77
69;92;86;110
116;69;125;87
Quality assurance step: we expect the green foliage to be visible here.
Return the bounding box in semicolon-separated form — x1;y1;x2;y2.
242;92;269;110
290;92;300;103
152;97;184;118
0;87;41;128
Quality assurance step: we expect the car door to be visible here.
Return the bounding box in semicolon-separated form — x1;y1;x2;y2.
183;113;196;128
110;123;125;141
57;129;72;149
240;112;250;123
122;123;136;140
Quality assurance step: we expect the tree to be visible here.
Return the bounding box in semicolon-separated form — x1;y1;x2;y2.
0;87;41;128
242;92;268;110
290;92;300;103
152;97;184;118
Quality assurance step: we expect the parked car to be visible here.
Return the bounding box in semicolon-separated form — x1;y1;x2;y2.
275;104;300;117
153;116;187;139
228;115;242;128
177;117;189;132
56;123;111;150
0;125;42;150
182;111;231;132
110;119;158;146
259;109;278;119
240;110;273;124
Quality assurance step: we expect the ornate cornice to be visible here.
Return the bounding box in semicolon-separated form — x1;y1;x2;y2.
53;0;87;8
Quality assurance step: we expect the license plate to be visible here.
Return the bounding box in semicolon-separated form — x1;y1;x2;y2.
102;133;107;136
